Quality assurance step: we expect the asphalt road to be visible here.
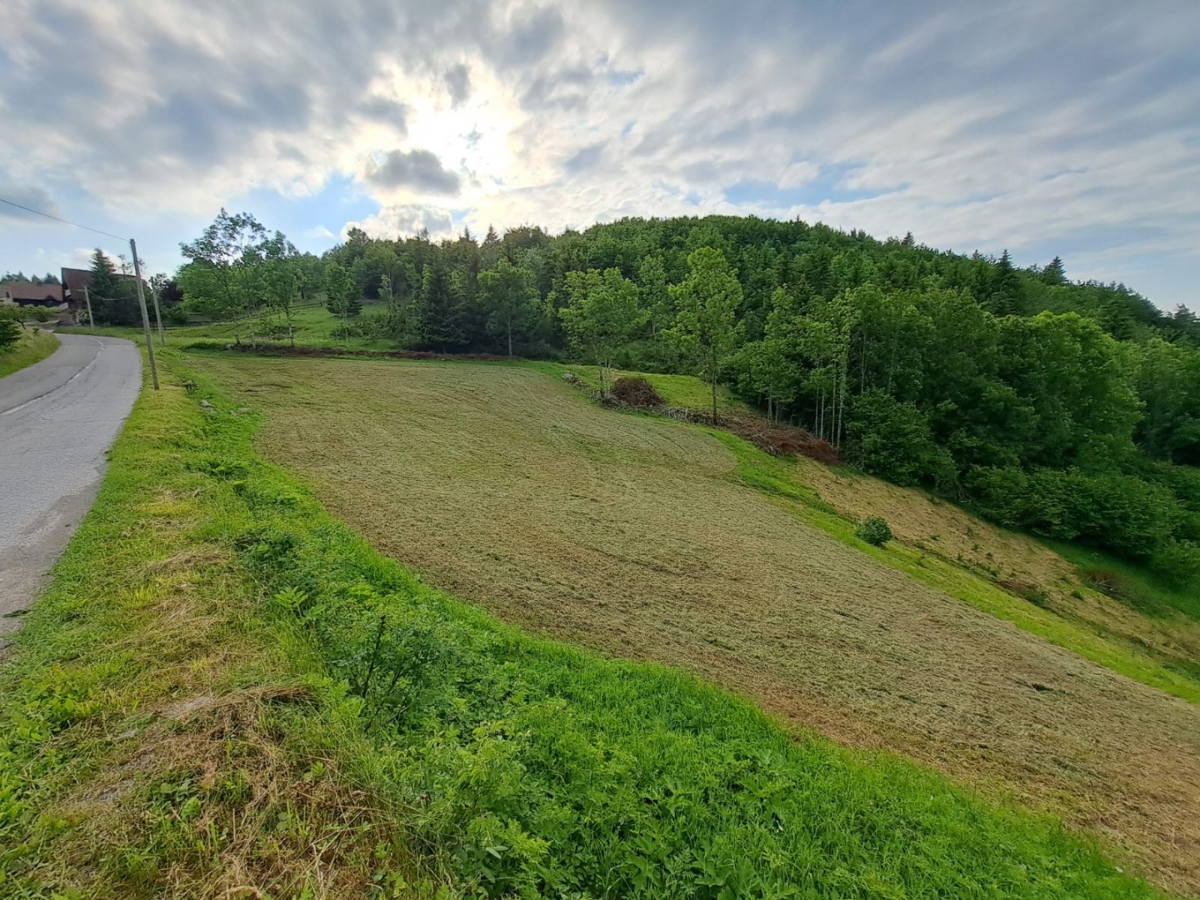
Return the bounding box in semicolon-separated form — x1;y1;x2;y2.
0;334;141;639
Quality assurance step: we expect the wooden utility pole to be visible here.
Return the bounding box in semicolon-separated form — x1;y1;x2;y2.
82;285;95;329
129;238;159;390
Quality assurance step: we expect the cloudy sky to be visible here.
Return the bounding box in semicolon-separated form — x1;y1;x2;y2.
2;0;1197;309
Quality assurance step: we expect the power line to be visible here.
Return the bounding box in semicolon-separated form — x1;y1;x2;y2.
1;193;160;391
0;196;129;242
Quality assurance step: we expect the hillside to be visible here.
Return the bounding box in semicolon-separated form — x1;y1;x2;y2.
161;210;1200;595
3;343;1179;899
188;350;1200;895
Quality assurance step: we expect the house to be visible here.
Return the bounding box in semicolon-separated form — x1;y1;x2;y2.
60;267;94;311
0;281;65;308
60;267;142;311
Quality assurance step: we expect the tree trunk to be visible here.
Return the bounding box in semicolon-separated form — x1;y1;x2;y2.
709;348;718;424
507;324;513;358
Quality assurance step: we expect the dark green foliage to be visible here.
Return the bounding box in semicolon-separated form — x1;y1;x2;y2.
966;468;1180;559
847;391;955;488
856;517;894;547
1153;541;1200;590
88;248;141;326
0;314;20;351
163;304;190;326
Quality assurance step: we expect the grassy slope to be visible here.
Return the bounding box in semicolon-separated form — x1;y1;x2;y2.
721;436;1200;701
166;303;396;351
532;356;1200;697
0;351;1167;898
781;454;1200;687
0;357;425;898
0;328;59;379
523;359;748;415
185;351;1200;896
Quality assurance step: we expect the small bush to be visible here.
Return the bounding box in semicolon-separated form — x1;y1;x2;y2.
998;579;1049;608
0;317;19;352
163;304;190;325
1153;540;1200;590
856;516;894;547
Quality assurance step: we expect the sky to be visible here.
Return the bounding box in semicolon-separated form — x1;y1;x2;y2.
1;0;1197;310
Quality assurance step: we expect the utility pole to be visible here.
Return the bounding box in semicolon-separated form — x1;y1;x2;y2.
129;238;159;390
82;285;95;329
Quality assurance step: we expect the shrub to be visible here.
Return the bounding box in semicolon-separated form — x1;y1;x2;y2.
847;390;956;488
1153;540;1200;590
164;304;190;326
965;466;1182;559
856;516;894;547
0;316;19;352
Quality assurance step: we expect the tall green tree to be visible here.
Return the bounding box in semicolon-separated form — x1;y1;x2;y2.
261;232;301;346
478;259;539;357
668;248;743;422
416;263;465;351
178;210;268;344
88;249;140;326
636;254;672;339
324;262;360;329
559;268;646;394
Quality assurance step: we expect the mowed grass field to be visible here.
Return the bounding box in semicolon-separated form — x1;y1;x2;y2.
791;456;1200;683
189;352;1200;895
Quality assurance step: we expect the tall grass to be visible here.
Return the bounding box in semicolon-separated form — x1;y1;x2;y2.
0;328;59;379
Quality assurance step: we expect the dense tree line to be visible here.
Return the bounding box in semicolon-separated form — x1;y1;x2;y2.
1;271;60;284
176;211;1200;586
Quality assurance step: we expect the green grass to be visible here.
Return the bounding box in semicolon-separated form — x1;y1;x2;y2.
167;303;396;351
0;346;1166;898
0;328;59;379
1049;541;1200;622
523;359;747;413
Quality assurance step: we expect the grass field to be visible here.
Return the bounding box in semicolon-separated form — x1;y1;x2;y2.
185;351;1200;896
167;303;396;351
1;344;1173;899
0;327;59;379
788;456;1200;686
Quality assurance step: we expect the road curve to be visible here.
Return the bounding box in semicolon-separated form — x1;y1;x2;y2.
0;334;141;638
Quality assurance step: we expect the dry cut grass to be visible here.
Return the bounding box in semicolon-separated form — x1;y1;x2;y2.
192;353;1200;898
793;457;1200;683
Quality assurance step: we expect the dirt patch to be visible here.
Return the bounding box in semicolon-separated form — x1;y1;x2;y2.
192;354;1200;897
610;375;663;407
723;414;840;464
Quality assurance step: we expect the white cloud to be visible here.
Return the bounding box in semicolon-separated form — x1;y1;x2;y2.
0;0;1197;306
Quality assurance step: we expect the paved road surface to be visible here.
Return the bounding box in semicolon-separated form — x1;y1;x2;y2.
0;335;141;639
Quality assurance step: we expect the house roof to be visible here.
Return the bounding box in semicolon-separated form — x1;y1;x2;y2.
1;281;64;303
61;267;140;303
60;267;93;298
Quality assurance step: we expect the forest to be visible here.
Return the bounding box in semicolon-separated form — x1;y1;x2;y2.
121;210;1200;587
